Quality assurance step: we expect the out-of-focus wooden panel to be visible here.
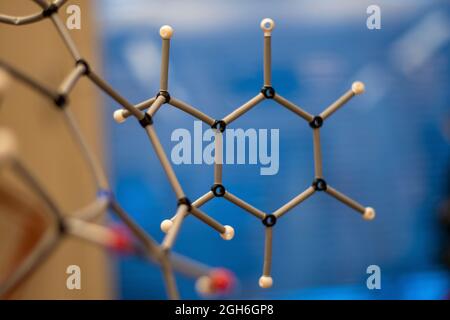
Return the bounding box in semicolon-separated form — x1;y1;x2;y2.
0;0;113;299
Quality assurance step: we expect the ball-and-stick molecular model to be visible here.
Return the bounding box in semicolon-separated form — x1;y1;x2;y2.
0;0;235;300
0;0;375;298
113;17;376;289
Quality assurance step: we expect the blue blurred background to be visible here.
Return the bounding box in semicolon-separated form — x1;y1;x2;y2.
95;0;450;299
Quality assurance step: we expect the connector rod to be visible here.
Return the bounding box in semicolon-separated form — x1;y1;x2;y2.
0;60;57;101
190;206;226;234
50;14;82;61
259;226;274;289
223;93;264;125
262;226;273;276
62;109;110;190
159;25;173;91
319;82;365;120
273;94;314;122
192;191;215;208
160;251;180;300
89;71;144;120
110;200;160;257
58;63;86;95
261;18;275;86
313;128;323;178
113;97;157;123
224;191;266;220
214;129;223;184
147;94;166;117
145;125;185;199
169;97;215;126
273;186;315;218
0;230;60;298
325;185;365;214
161;204;189;251
71;197;109;221
166;191;214;224
12;160;63;221
0;12;44;25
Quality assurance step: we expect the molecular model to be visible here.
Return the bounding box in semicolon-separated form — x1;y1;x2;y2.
0;0;375;299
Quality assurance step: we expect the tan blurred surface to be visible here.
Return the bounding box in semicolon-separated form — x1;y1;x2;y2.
0;0;113;299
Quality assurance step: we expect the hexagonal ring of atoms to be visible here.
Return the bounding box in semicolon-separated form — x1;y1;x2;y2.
113;18;376;290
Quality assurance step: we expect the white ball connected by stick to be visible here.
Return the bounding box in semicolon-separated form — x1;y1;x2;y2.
159;25;174;40
195;275;212;295
0;128;17;163
351;81;365;95
113;109;126;124
363;207;376;221
220;225;235;240
260;18;275;36
160;219;173;233
258;275;273;289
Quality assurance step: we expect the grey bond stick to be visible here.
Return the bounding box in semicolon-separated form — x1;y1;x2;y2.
145;125;185;199
214;129;223;184
0;59;57;100
62;109;110;190
147;94;166;117
65;217;131;249
159;26;172;92
161;194;230;238
273;186;316;219
325;185;366;214
1;9;376;295
222;93;264;125
50;14;82;61
273;94;314;122
33;0;49;8
0;12;44;25
320;88;356;120
193;191;215;208
12;160;64;221
262;18;273;87
88;71;144;120
0;0;66;26
109;199;162;258
72;197;109;221
190;206;227;235
170;253;211;278
260;227;273;288
58;63;87;95
160;252;180;300
313;128;323;178
114;97;156;122
224;191;266;220
163;191;214;224
169;98;215;126
54;0;69;7
0;230;60;297
162;204;189;251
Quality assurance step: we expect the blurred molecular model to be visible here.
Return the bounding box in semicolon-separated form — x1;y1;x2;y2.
0;0;375;299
